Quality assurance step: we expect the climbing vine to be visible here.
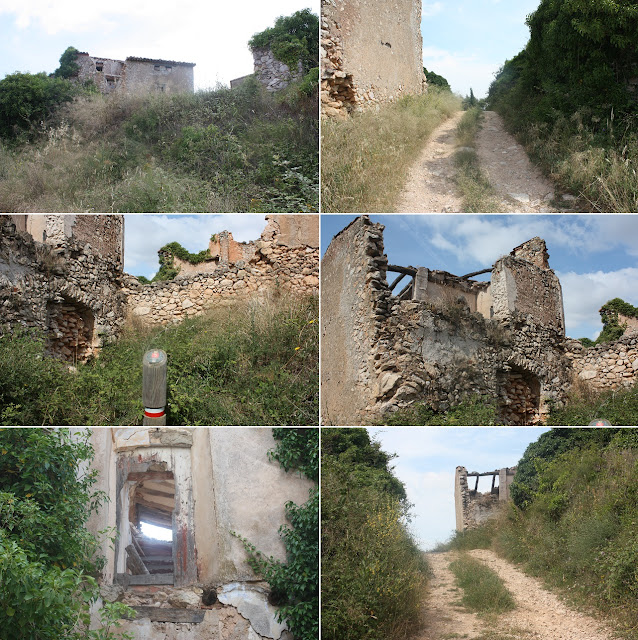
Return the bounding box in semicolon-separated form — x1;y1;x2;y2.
579;297;638;346
233;428;318;640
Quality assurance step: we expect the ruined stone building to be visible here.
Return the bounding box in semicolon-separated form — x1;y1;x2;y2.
454;466;516;531
321;0;427;116
320;216;638;425
86;427;314;640
1;214;318;362
74;52;195;94
230;47;304;92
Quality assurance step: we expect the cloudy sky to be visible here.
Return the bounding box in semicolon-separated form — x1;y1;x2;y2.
321;214;638;341
421;0;539;98
0;0;316;89
368;427;548;550
124;214;266;279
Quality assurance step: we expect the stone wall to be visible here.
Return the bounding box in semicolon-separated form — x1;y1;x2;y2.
567;333;638;390
75;53;195;94
321;0;426;117
127;216;319;326
454;466;516;531
321;217;573;425
252;47;303;92
0;216;126;362
87;427;313;640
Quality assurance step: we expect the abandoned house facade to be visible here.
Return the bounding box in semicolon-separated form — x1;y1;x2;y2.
74;52;195;94
321;0;427;116
86;427;314;640
454;466;516;531
0;214;318;362
320;216;638;425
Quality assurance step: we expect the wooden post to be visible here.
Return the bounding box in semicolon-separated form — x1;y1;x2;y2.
143;349;167;426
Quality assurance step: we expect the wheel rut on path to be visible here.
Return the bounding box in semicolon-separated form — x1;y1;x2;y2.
417;550;615;640
396;110;572;213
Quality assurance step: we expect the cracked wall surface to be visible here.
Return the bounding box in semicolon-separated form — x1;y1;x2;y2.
87;428;313;640
321;0;426;117
321;216;612;425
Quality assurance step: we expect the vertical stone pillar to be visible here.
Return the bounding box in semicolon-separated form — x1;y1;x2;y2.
413;267;429;301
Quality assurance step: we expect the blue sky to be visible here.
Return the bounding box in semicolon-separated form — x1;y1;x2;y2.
321;214;638;341
124;214;266;279
421;0;539;98
0;0;317;89
368;427;548;550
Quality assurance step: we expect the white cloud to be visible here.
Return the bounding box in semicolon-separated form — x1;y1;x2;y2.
124;214;265;278
422;45;500;98
422;2;443;18
558;268;638;338
0;0;315;87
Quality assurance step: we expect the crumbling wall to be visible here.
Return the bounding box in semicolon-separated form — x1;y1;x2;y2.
87;427;313;640
321;0;426;117
0;216;126;362
320;217;389;424
75;53;194;94
252;46;303;92
567;334;638;390
321;217;572;425
126;215;319;325
454;466;516;531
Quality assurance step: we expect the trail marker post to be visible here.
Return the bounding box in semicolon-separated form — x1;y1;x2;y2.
143;349;167;426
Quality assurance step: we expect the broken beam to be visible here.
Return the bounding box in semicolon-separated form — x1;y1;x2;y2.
127;607;205;623
387;264;418;277
460;268;491;279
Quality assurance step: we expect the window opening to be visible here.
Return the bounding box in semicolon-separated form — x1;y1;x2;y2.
47;299;95;363
154;64;160;71
96;62;104;72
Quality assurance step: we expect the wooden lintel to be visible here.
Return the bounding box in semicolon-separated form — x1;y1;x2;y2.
387;264;418;277
128;607;205;623
115;573;174;586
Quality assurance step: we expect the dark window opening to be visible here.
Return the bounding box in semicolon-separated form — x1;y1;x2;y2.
154;64;160;71
96;62;104;72
165;65;172;71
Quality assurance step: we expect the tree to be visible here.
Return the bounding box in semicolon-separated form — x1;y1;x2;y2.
0;429;128;639
0;72;77;140
423;67;451;91
54;46;80;79
249;9;319;74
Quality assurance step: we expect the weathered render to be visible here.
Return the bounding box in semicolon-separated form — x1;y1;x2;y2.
87;427;314;640
321;0;426;116
75;52;195;94
454;466;516;531
321;216;637;425
1;215;126;362
1;214;318;359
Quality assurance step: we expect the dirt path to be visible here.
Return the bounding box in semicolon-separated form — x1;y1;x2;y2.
418;550;616;640
396;110;572;213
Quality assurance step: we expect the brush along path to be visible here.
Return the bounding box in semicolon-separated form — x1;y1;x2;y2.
419;550;615;640
397;110;570;212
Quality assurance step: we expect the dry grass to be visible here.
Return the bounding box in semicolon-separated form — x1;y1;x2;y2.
321;88;461;212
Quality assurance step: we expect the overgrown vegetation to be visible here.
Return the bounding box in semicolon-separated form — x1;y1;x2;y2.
0;294;318;425
453;107;503;212
233;428;318;640
442;428;638;636
579;297;638;346
0;43;318;213
249;9;318;79
0;429;134;640
423;67;451;91
321;428;428;640
487;0;638;211
449;554;516;615
321;88;461;212
380;396;500;426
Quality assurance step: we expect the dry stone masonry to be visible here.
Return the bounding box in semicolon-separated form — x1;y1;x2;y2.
1;214;318;362
454;466;516;531
321;216;636;425
126;216;319;326
321;0;427;116
252;47;304;92
74;52;195;94
0;215;126;363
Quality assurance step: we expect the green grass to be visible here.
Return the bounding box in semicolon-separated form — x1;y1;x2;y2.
0;79;318;213
378;396;500;426
449;553;516;615
453;108;503;213
321;89;461;212
0;294;318;425
435;522;498;553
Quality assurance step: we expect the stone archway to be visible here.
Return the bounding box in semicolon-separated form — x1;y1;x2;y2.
46;298;96;363
499;366;542;425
